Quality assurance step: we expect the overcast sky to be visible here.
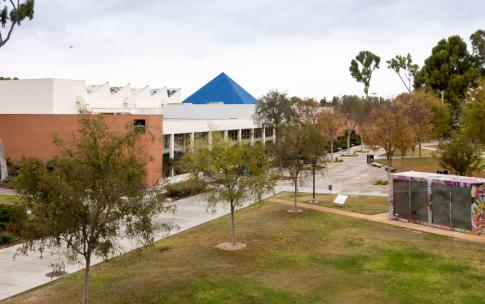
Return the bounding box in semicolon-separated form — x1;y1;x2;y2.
1;0;484;100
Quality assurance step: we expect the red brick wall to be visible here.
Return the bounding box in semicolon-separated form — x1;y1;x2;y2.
0;114;163;186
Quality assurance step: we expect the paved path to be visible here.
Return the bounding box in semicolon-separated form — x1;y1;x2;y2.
0;188;16;195
269;197;485;245
278;146;388;196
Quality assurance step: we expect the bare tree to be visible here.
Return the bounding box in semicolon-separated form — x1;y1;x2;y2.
338;95;360;155
317;109;343;162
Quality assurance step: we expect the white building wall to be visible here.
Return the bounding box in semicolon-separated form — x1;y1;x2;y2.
163;104;255;120
0;79;55;114
51;79;86;114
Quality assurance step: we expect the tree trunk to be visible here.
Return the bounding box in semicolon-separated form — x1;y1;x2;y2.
230;203;236;245
347;129;351;155
0;138;8;181
360;129;364;151
312;162;316;203
330;138;334;162
83;257;91;304
387;156;393;193
418;141;422;158
293;179;298;211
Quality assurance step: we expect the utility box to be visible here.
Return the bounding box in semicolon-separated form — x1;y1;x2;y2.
391;171;485;235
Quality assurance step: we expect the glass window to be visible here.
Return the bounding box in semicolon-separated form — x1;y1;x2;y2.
410;182;428;223
451;186;472;230
228;130;238;142
265;128;273;137
393;180;410;220
432;183;450;227
163;135;170;150
241;129;251;140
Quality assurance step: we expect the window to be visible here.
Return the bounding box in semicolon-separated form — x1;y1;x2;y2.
133;119;146;133
254;128;262;139
432;183;450;227
228;130;238;142
163;135;171;150
393;180;410;220
241;129;251;140
265;128;273;137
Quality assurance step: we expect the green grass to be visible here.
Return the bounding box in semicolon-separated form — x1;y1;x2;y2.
6;200;484;304
0;194;19;205
375;157;485;178
275;192;388;215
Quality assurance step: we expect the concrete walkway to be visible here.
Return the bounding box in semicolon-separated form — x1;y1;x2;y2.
269;197;485;245
278;146;388;196
0;188;16;195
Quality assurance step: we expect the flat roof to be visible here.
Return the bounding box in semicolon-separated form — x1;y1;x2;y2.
393;171;485;185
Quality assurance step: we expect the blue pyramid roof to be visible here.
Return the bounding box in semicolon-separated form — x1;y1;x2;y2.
183;72;257;104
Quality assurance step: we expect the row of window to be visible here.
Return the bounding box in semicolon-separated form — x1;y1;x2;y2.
163;128;274;149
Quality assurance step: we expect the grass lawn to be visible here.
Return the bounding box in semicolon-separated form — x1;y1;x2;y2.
379;148;435;159
375;157;485;178
275;192;388;215
0;194;19;205
6;201;485;304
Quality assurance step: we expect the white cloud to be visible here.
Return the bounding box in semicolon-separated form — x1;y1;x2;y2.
0;0;483;100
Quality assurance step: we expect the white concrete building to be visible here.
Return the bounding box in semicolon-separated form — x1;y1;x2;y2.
0;78;182;115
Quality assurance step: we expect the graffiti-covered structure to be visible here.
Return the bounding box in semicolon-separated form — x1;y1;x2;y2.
391;171;485;235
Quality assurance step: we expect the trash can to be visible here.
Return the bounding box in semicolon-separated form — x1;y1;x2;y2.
367;154;374;164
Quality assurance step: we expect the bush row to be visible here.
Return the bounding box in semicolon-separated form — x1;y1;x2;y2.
164;178;207;198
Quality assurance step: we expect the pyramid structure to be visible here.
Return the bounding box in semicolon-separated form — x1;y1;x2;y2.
183;72;257;104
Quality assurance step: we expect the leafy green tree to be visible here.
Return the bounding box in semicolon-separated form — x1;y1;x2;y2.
254;90;297;139
470;29;485;76
422;90;452;140
387;53;419;93
462;78;485;144
14;115;174;304
0;0;34;48
273;125;326;211
294;99;328;203
319;97;327;107
331;96;340;106
181;138;277;249
349;50;381;97
439;134;483;176
414;35;479;116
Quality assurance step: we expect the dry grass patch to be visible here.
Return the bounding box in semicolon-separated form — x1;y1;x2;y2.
275;192;388;215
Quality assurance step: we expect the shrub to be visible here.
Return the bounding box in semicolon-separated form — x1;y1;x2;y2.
374;179;388;186
164;178;207;198
0;204;26;234
439;135;483;176
0;232;15;245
